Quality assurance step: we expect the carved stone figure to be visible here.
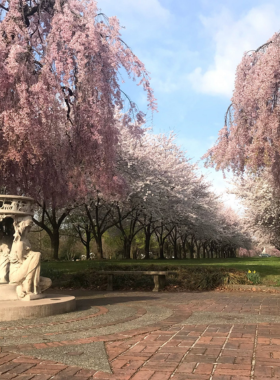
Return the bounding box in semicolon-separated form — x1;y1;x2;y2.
8;216;52;299
11;201;18;211
0;196;52;301
0;244;10;283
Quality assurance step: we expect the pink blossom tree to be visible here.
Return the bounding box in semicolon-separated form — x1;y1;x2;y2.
204;32;280;184
232;174;280;250
0;0;156;258
0;0;156;199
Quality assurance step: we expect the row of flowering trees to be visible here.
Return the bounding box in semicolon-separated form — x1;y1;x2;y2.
33;115;251;259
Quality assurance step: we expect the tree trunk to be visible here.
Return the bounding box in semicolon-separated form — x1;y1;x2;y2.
51;228;60;260
74;223;92;259
144;234;151;259
85;230;91;259
182;245;187;259
159;243;165;259
182;238;187;259
202;245;206;259
190;245;194;259
144;225;152;259
123;237;131;259
172;226;178;259
173;242;178;259
96;235;103;259
178;243;182;259
155;222;174;260
33;203;70;260
86;241;90;259
196;242;201;259
132;247;138;259
186;237;195;260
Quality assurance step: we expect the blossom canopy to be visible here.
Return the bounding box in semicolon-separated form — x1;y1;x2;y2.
0;0;156;204
204;32;280;183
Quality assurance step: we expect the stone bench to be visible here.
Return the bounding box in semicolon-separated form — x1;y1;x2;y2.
100;271;177;292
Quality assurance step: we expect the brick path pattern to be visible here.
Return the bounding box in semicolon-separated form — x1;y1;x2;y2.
0;291;280;379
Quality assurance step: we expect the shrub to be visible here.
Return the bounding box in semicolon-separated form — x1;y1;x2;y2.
49;265;252;291
40;267;64;281
175;267;248;291
247;270;261;285
69;272;90;288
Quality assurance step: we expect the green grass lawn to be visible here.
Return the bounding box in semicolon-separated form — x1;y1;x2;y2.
42;257;280;286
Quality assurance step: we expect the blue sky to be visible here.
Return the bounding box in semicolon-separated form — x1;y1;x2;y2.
99;0;280;209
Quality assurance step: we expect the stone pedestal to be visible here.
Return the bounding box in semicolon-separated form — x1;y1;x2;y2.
0;284;18;301
21;293;45;301
0;294;76;321
0;284;46;301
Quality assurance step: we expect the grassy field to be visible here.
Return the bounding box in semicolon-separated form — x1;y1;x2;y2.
42;257;280;286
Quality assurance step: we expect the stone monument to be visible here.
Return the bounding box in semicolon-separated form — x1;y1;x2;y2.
0;195;75;321
0;195;52;301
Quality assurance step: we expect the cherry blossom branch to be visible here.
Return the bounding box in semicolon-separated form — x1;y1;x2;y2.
0;3;8;11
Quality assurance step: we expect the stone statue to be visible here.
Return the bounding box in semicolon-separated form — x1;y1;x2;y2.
0;244;10;283
0;215;52;300
8;216;52;299
0;195;52;301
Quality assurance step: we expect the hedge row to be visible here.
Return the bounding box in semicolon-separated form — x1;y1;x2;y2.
42;265;253;291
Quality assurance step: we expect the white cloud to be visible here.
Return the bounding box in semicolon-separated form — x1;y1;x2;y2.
189;4;280;97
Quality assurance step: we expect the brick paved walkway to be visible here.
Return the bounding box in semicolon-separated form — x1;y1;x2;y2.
1;290;280;379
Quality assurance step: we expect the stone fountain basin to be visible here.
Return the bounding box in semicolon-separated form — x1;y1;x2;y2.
0;293;76;321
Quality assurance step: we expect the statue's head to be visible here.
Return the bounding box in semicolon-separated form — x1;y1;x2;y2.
13;216;33;241
22;216;33;228
23;241;31;253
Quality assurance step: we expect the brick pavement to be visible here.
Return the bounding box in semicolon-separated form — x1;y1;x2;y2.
1;291;280;379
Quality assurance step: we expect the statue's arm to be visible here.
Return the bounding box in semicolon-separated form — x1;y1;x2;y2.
10;244;24;264
17;251;25;263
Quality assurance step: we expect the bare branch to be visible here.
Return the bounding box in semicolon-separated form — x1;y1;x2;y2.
225;103;232;127
0;3;9;11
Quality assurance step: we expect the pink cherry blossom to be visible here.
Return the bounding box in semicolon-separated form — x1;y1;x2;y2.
204;32;280;186
0;0;156;206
